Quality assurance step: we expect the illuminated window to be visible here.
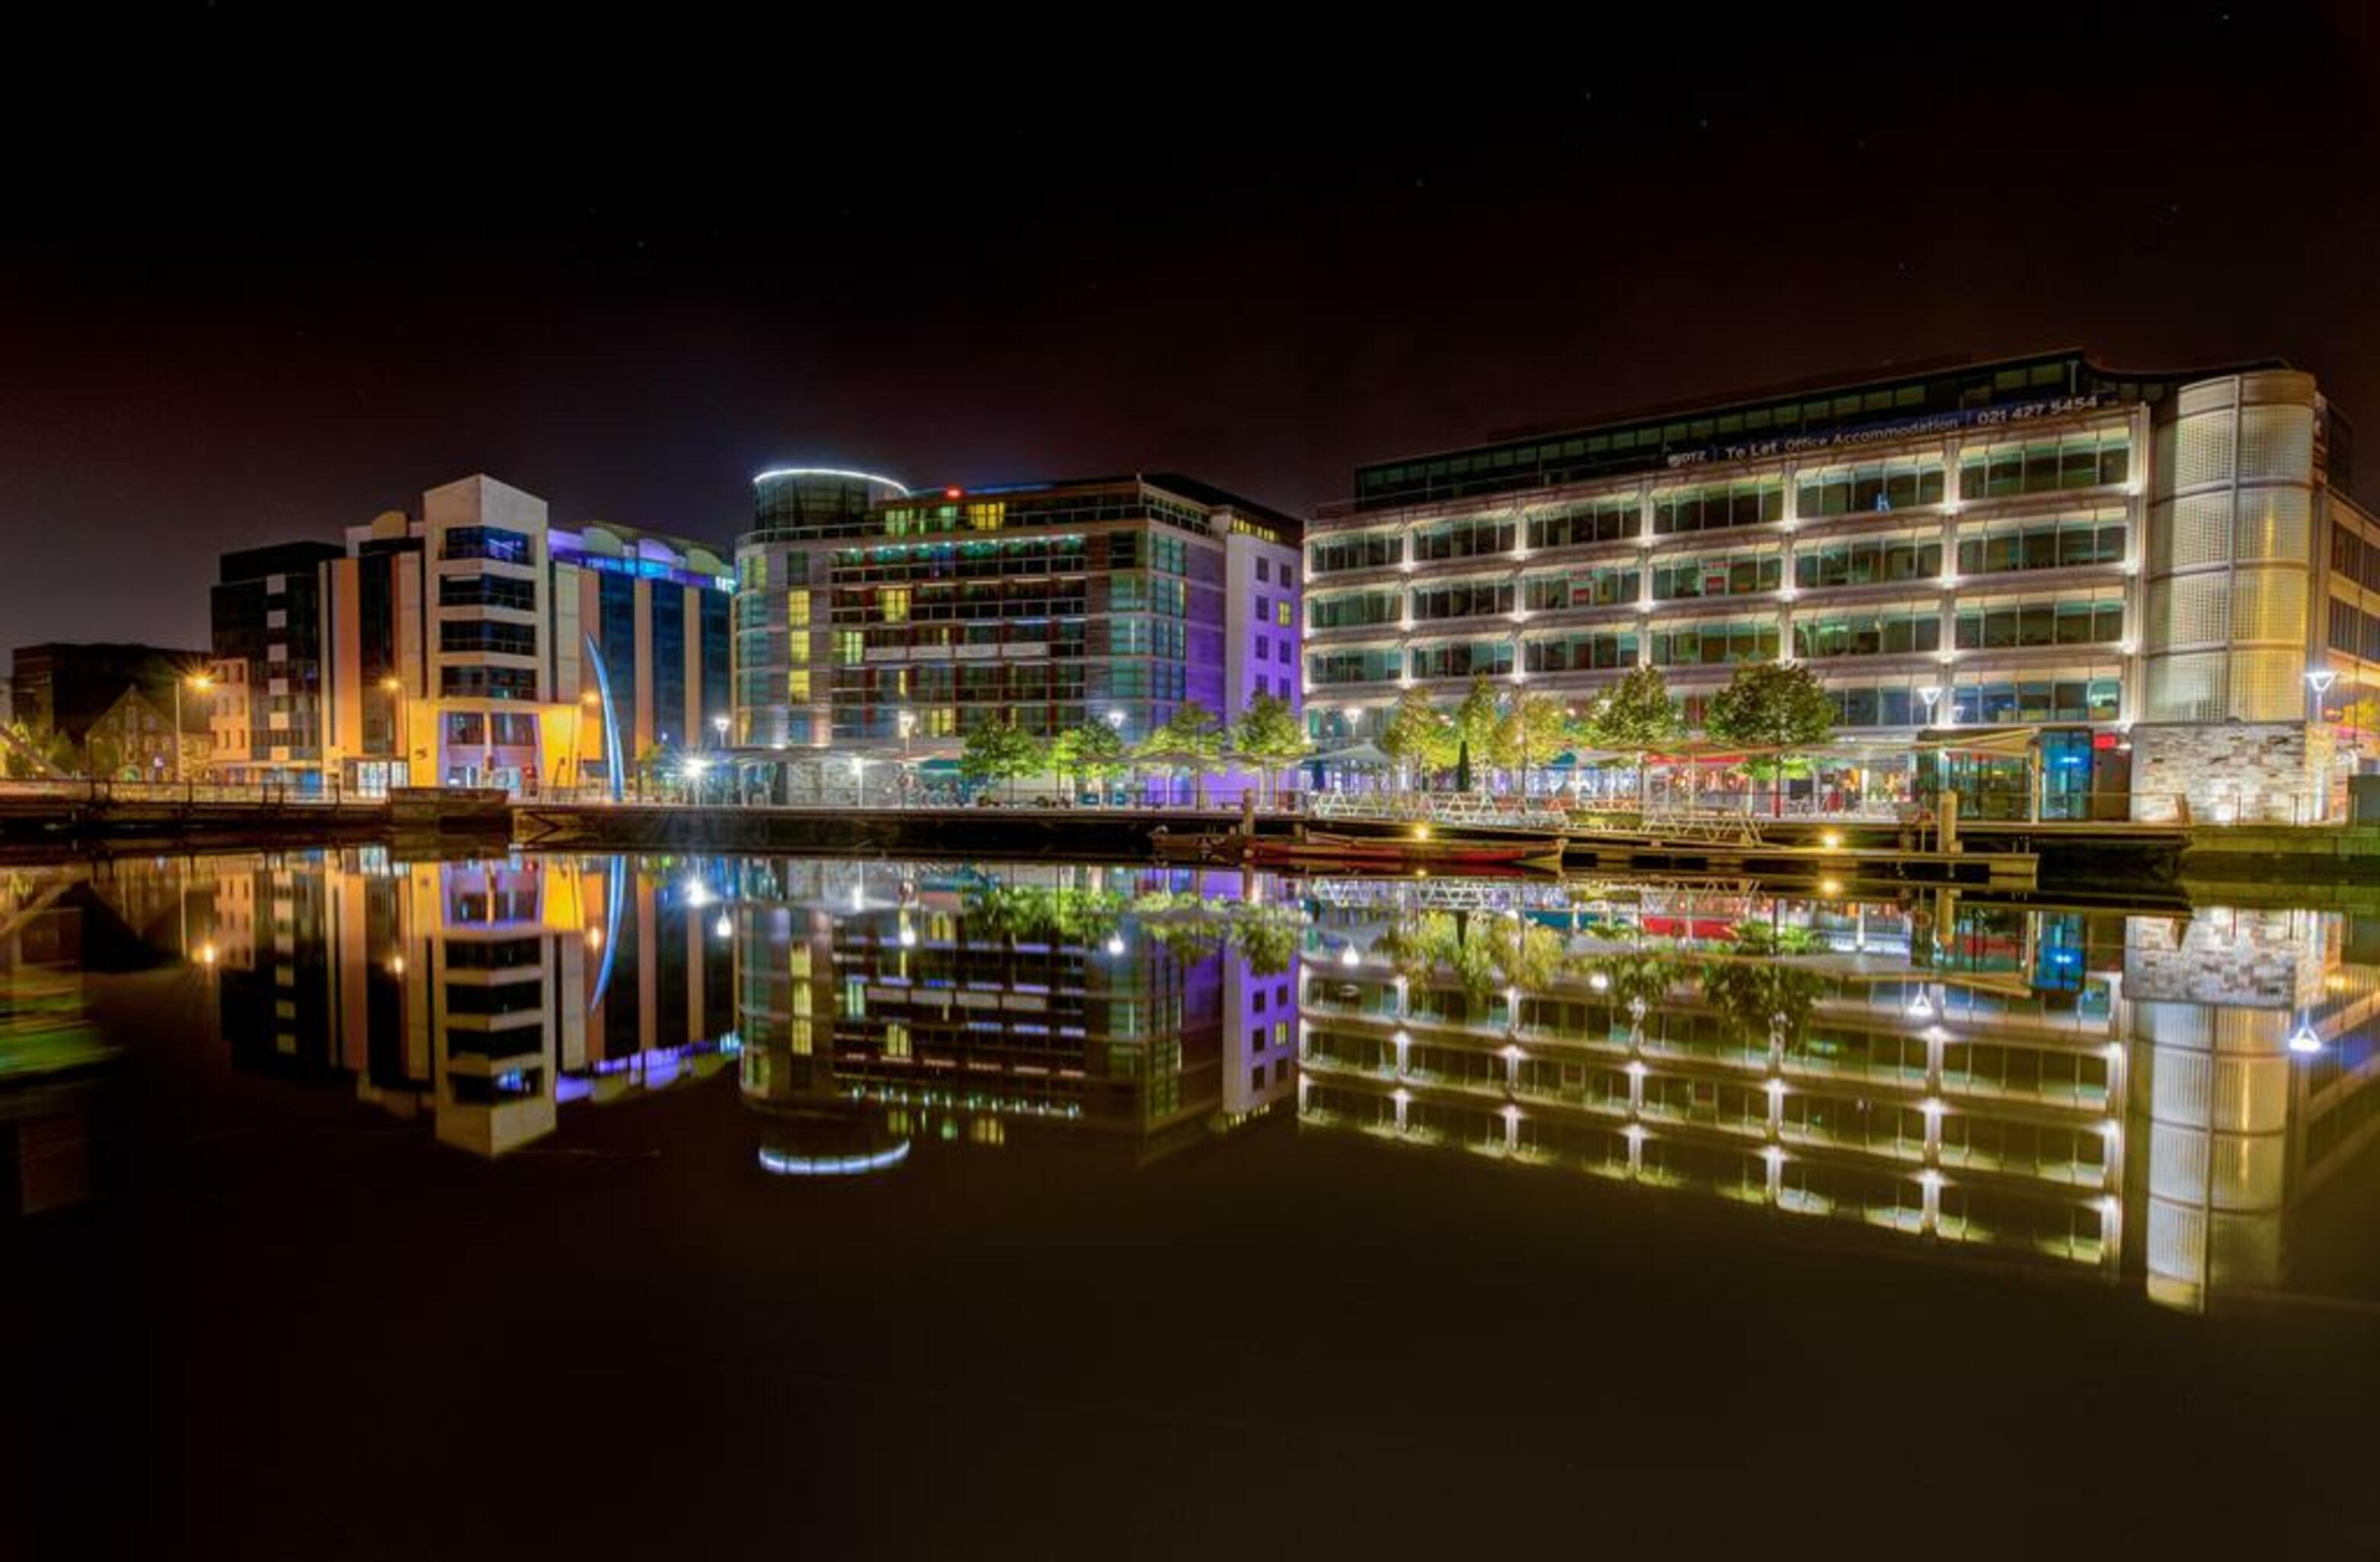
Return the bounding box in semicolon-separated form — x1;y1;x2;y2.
880;587;910;624
834;631;865;664
786;593;811;628
785;671;811;701
1276;600;1293;626
885;1021;911;1060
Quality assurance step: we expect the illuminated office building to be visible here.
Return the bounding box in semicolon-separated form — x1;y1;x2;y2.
732;469;1302;763
1306;352;2377;820
215;475;733;793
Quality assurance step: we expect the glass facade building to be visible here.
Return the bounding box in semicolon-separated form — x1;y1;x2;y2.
733;469;1302;756
1305;350;2377;820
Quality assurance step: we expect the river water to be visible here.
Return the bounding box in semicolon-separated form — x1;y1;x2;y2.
5;850;2378;1557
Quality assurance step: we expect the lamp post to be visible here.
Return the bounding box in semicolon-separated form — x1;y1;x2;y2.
896;710;916;808
573;690;598;800
1106;709;1127;807
176;671;213;786
2306;668;2338;823
380;676;405;792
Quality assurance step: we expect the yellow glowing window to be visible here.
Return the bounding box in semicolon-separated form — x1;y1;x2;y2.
789;948;812;980
785;671;811;702
881;587;910;623
788;1018;813;1056
1275;600;1293;626
786;634;808;665
885;1022;911;1061
967;502;1006;531
786;593;811;628
834;631;865;664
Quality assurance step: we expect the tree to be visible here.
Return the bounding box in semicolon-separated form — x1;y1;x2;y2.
1051;720;1129;799
1706;661;1835;817
1452;677;1503;792
961;716;1048;800
1493;692;1569;794
1230;693;1310;807
1584;665;1683;808
1140;703;1226;808
1380;687;1457;784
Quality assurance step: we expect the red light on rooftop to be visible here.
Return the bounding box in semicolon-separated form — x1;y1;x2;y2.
944;486;963;498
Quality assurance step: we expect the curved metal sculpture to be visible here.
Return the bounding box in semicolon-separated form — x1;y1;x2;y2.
582;632;626;804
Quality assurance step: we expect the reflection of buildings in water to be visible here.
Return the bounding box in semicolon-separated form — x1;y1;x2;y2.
191;850;734;1156
733;860;1297;1170
0;870;110;1214
1297;883;2380;1313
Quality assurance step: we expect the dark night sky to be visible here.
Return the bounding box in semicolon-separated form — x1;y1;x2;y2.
4;3;2375;652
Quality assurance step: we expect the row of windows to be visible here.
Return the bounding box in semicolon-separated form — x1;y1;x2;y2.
439;526;533;565
1411;641;1514;680
1414;517;1516;561
1653;479;1786;536
1956;519;2127;576
438;621;539;658
1793;611;1942;660
1959;434;2130;499
2330;527;2380;593
437;575;538;611
1527;498;1642;551
440;666;539;699
1650;620;1780;667
2327;599;2380;663
1524;630;1639;673
1526;565;1639;610
1655;553;1783;601
1310;533;1400;575
1796;458;1947;517
1953;598;2126;651
1796;535;1943;590
1310;591;1402;629
1410;580;1515;623
442;711;540;745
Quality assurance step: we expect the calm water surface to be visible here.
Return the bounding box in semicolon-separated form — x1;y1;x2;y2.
5;850;2378;1558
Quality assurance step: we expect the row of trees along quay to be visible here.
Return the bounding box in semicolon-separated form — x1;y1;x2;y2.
958;693;1313;806
1378;661;1837;817
952;662;1841;816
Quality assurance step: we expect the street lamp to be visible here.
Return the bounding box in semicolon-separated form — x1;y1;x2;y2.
2305;669;2339;822
380;676;405;792
896;710;916;807
175;671;213;785
713;713;731;747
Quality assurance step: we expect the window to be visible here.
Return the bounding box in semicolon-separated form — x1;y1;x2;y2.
1793;610;1943;659
1795;458;1945;517
1955;516;2126;577
1953;595;2125;651
1277;600;1293;627
1959;430;2130;499
1256;558;1270;583
1652;479;1783;536
438;575;539;610
1649;619;1781;666
1527;497;1639;550
1793;534;1943;590
438;620;539;658
440;526;533;564
1310;533;1401;575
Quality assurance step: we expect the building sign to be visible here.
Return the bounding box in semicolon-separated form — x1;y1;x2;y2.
1662;392;2115;470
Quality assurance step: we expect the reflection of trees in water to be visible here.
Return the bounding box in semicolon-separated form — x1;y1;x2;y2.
956;884;1304;975
1377;912;1569;1003
1380;908;1837;1050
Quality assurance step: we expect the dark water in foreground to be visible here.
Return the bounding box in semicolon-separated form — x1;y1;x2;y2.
5;851;2379;1558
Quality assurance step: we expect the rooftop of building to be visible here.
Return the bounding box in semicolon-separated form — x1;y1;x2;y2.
1344;347;2305;514
915;472;1304;538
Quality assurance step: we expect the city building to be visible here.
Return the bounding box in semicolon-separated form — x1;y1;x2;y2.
1304;351;2375;821
82;684;211;780
5;641;210;748
732;469;1302;791
210;542;344;786
213;475;733;795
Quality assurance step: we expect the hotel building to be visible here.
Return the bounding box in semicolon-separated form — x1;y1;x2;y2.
733;469;1302;760
1304;351;2376;821
213;475;733;794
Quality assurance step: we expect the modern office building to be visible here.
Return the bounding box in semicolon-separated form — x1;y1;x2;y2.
1305;350;2375;821
732;469;1302;768
213;475;733;794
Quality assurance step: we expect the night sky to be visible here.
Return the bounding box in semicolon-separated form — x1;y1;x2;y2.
4;4;2375;651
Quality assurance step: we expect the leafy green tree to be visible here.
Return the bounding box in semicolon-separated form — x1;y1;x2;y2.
1493;691;1569;792
1140;703;1226;808
1584;665;1683;808
961;716;1048;800
1380;687;1457;783
1230;693;1310;806
1051;720;1129;799
1452;677;1503;792
1706;661;1836;817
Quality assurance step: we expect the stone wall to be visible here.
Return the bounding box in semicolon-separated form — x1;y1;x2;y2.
2129;721;2324;824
